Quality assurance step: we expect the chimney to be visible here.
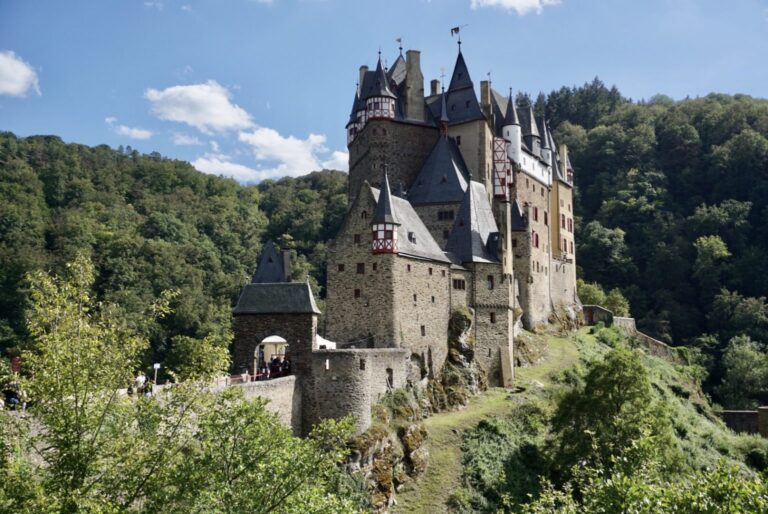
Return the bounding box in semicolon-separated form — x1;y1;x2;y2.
358;65;368;95
404;50;425;122
480;80;492;119
281;250;292;282
430;79;440;96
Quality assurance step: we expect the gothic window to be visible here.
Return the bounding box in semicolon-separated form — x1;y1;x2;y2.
357;263;365;274
338;264;345;272
534;232;540;248
563;238;567;251
570;241;574;254
490;312;496;323
561;214;566;228
354;289;361;298
361;211;368;219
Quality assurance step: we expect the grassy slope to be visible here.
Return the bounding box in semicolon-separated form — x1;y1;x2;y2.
394;327;768;513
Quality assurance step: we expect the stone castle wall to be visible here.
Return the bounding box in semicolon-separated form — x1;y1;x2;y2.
392;256;452;376
348;119;438;203
470;262;514;386
307;348;408;434
236;376;302;435
448;120;493;187
511;168;553;328
412;202;462;250
326;190;397;346
550;257;578;316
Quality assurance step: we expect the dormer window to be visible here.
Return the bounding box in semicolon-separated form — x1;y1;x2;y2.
408;232;417;244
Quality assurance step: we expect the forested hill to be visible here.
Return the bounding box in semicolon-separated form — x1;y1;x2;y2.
0;132;346;364
2;85;768;407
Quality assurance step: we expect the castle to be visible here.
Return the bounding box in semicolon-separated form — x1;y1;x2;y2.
231;45;580;435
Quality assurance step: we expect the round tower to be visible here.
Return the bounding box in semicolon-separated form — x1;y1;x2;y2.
502;89;522;164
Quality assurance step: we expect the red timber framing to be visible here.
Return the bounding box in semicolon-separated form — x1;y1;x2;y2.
492;137;510;200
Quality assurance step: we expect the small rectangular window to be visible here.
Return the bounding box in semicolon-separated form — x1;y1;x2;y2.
490;312;496;323
413;294;417;302
487;275;494;290
428;268;433;275
359;359;366;370
421;325;426;336
357;263;365;274
441;270;446;277
512;239;518;248
431;296;435;303
372;262;378;271
541;188;545;197
354;288;361;298
354;234;361;244
338;264;345;272
544;211;548;226
533;207;538;222
407;264;411;272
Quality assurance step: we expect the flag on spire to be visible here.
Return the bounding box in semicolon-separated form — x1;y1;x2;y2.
450;26;460;36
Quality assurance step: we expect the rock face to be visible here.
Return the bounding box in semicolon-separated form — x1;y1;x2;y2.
347;422;429;512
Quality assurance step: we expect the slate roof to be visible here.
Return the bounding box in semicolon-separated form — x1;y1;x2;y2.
359;57;396;101
372;171;399;224
233;282;321;315
388;54;407;87
370;186;450;263
523;105;540;139
407;136;469;205
511;200;527;231
504;89;520;126
446;181;500;263
251;240;288;283
445;51;485;125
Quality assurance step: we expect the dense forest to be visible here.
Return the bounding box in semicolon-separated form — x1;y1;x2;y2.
2;83;768;406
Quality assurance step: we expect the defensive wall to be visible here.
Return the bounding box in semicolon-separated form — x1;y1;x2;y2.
719;407;768;438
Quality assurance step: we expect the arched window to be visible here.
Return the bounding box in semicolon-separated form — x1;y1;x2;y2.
361;210;368;219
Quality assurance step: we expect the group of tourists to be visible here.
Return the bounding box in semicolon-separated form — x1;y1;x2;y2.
127;371;155;397
256;355;291;380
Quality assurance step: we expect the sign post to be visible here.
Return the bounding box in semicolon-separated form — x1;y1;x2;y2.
153;363;161;384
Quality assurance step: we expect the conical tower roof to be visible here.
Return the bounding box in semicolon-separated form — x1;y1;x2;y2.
524;105;540;138
372;169;400;225
504;89;520;126
252;240;288;283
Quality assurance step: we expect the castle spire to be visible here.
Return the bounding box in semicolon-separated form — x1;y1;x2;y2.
525;105;540;139
504;88;520;126
372;166;400;254
439;86;449;136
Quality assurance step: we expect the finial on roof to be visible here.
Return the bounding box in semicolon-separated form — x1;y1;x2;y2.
396;37;403;55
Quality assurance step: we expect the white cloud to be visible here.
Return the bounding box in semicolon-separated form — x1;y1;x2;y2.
0;50;40;97
470;0;560;15
144;1;163;10
237;127;347;179
105;117;153;140
192;153;263;183
181;4;192;11
322;151;349;171
173;133;202;145
145;80;253;134
210;140;220;152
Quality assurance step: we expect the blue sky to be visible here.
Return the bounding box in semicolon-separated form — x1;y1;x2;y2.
1;0;767;183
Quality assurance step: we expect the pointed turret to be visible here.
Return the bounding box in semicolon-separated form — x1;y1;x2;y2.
445;50;485;125
372;56;396;99
357;55;397;122
439;88;449;136
252;240;291;283
502;89;522;164
372;169;400;254
523;105;541;155
540;117;552;166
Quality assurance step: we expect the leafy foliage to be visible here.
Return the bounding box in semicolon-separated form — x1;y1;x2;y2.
0;254;357;513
